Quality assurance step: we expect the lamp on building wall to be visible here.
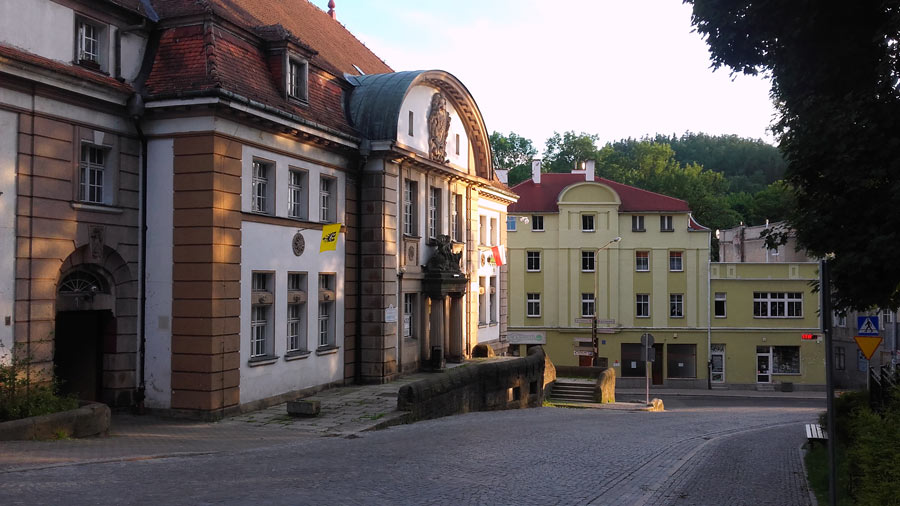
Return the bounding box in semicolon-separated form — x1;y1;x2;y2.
592;236;621;366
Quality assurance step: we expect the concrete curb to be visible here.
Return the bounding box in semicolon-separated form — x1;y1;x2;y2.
0;402;110;441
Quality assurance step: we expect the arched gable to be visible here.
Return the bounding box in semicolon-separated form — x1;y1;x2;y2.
347;70;493;180
558;182;622;207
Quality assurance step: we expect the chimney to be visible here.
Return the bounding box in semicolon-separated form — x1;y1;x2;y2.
584;160;595;181
495;169;509;185
531;159;542;184
328;0;337;20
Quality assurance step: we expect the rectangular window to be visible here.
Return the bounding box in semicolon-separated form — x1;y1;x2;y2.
526;293;541;317
455;134;460;156
632;215;645;232
79;144;105;204
318;274;335;347
660;215;674;231
772;346;800;374
252;272;269;291
581;251;595;272
507;215;517;232
251;305;270;358
319;176;335;222
635;251;649;272
636;294;650;318
582;214;594;232
403;180;417;235
754;292;803;318
403;293;416;338
669;251;683;272
77;20;100;63
479;215;488;245
835;346;846;371
428;187;441;239
621;343;645;377
450;194;460;241
581;293;595;317
478;277;487;325
288;169;307;219
251;160;271;214
883;310;895;324
714;292;727;317
288;58;308;101
526;251;541;272
531;215;544;231
287;272;307;353
669;294;684;318
408;111;414;136
490;217;498;247
489;276;497;324
667;344;697;378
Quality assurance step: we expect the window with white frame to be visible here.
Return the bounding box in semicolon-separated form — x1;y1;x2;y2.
753;292;803;318
531;215;544;231
582;251;595;272
632;215;645;232
772;346;800;374
883;310;895;323
490;217;498;246
489;276;498;324
669;251;683;271
403;179;417;235
250;272;274;359
670;293;684;318
251;160;272;214
526;251;541;272
288;168;307;219
450;194;461;241
403;293;416;338
479;215;488;245
287;58;308;102
581;293;595;317
286;272;307;353
526;293;541;317
636;294;650;318
714;292;727;317
478;277;487;325
582;214;595;232
79;144;106;204
507;215;517;232
635;251;649;272
76;18;103;66
835;346;846;371
660;215;674;231
318;274;336;347
834;313;847;327
428;187;441;239
319;176;336;222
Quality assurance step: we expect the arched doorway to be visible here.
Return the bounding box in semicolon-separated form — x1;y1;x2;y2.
54;268;116;402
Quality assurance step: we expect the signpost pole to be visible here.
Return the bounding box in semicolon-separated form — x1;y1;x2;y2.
822;259;837;506
645;359;649;405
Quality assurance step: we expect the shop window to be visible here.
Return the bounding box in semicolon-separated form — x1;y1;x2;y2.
667;344;696;378
621;343;646;377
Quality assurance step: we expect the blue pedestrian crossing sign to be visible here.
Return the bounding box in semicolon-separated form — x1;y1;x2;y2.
857;316;880;336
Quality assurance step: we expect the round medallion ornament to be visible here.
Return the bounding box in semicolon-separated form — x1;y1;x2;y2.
292;232;306;257
407;245;416;262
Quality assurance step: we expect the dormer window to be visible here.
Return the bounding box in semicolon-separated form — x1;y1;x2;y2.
287;57;308;102
75;17;105;70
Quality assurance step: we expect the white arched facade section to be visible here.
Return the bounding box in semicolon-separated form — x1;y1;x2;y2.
396;85;471;172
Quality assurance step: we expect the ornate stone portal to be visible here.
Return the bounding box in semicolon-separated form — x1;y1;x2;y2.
427;92;451;162
423;235;468;368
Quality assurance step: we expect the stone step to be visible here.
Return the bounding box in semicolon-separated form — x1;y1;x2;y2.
549;381;596;403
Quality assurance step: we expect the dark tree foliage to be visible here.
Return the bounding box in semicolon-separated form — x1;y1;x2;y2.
489;131;538;186
543;131;600;173
687;0;900;310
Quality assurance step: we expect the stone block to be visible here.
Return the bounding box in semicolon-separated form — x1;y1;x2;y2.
595;367;615;404
286;399;321;417
647;398;664;412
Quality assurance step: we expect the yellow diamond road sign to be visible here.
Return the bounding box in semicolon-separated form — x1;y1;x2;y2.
854;336;883;361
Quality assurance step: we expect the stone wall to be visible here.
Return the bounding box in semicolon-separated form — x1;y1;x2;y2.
397;346;546;422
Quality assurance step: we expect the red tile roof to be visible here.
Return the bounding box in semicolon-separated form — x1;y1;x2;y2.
0;43;133;95
508;173;691;214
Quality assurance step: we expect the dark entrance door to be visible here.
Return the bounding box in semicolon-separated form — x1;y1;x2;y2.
652;343;664;385
54;310;114;402
579;355;593;367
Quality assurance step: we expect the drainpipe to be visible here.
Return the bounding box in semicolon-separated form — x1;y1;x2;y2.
127;93;146;411
707;229;712;390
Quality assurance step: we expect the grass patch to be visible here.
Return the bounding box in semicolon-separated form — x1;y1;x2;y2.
0;346;79;423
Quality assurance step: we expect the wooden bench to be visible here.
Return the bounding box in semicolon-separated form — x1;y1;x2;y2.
805;423;827;443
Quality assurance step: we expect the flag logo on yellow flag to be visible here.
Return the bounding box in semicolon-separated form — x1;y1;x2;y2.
320;223;341;252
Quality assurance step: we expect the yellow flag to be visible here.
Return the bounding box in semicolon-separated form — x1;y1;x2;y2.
320;223;341;252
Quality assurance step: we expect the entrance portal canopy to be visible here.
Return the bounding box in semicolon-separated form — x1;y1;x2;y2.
346;70;493;181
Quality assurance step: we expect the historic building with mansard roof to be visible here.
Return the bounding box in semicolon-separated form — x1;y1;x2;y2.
0;0;516;418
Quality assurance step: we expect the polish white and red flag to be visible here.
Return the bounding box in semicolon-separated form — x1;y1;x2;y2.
491;245;506;266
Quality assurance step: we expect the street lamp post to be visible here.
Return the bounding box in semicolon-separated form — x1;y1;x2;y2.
593;236;622;366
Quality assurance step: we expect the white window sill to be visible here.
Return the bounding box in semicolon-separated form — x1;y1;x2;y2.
284;350;311;361
248;355;279;367
71;202;124;215
315;345;339;356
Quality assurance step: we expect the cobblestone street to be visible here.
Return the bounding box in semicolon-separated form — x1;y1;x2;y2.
0;397;821;505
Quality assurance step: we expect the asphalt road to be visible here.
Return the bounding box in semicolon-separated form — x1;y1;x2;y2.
0;397;822;505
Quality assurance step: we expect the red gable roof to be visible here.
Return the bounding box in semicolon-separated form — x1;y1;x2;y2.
508;173;691;214
0;44;133;95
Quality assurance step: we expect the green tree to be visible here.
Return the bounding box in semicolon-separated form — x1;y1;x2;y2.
687;0;900;310
489;131;537;186
543;131;599;173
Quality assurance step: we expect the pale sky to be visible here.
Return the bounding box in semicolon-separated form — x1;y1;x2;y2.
324;0;778;151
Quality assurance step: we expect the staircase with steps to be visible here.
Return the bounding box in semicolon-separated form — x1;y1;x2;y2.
549;379;596;403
